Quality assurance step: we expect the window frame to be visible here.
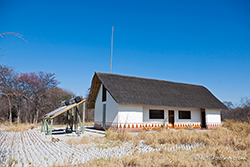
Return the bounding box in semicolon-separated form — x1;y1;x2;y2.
178;110;191;119
149;110;164;119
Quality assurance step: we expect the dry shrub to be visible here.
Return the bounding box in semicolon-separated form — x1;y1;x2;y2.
65;129;133;149
136;124;250;151
222;119;235;128
65;136;105;145
139;129;203;148
83;145;249;167
84;121;94;126
105;129;133;142
0;122;37;132
58;122;250;166
223;119;250;134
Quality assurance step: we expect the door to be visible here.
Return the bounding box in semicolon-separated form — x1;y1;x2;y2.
168;110;174;128
102;104;106;130
201;109;206;128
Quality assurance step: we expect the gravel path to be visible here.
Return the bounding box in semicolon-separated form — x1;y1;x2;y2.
0;130;203;166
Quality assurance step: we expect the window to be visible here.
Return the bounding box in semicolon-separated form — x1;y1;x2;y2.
102;85;106;102
179;111;191;119
149;110;164;119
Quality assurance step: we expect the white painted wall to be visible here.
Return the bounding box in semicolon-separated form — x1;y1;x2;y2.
94;84;103;123
143;106;168;122
206;109;221;123
118;104;143;123
143;105;201;123
175;107;201;123
106;90;119;124
94;84;221;126
94;84;119;124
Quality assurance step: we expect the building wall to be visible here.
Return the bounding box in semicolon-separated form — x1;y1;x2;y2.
118;104;143;123
206;109;221;129
94;84;119;130
94;84;102;123
116;105;206;131
142;105;201;129
106;90;119;124
94;85;221;131
143;106;201;122
117;104;143;131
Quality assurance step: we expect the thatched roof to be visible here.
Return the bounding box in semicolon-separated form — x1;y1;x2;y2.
87;72;227;109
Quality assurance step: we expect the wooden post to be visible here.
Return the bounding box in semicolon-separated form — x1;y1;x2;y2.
71;108;74;132
76;106;82;133
50;119;53;135
44;119;46;133
74;107;77;132
66;110;69;132
82;101;85;134
41;119;43;132
46;119;49;135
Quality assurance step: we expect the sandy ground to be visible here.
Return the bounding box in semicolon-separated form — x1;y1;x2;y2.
34;126;105;142
0;126;206;166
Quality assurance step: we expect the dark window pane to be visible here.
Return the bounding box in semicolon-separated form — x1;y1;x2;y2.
179;111;191;119
102;85;106;102
149;110;164;119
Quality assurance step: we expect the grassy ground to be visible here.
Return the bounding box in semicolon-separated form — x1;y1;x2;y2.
53;121;94;128
2;120;249;166
79;120;250;166
0;122;37;131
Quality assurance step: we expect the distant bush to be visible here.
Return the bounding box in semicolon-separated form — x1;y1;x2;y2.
222;97;250;122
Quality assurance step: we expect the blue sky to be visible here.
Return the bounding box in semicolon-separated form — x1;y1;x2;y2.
1;0;250;105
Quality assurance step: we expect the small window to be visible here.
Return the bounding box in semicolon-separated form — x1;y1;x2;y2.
102;85;106;102
149;110;164;119
179;111;191;119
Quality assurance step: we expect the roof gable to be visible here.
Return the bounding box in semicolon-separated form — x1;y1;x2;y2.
87;72;227;109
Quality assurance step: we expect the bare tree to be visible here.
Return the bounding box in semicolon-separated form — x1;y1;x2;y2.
0;32;28;56
221;97;250;122
0;65;74;124
0;65;19;123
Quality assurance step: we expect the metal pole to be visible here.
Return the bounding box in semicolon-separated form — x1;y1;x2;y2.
110;26;114;73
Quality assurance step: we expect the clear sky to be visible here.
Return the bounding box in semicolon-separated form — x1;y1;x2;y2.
1;0;250;105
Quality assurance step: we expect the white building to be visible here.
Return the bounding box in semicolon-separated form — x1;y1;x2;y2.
88;72;227;131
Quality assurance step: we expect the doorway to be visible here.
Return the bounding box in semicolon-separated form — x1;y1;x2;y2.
168;110;174;128
201;109;206;128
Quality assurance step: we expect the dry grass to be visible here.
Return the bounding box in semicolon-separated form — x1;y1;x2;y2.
105;129;134;141
65;136;106;145
82;145;248;167
53;121;94;128
139;127;250;150
0;122;37;132
65;129;132;148
84;121;94;126
3;121;249;166
80;121;250;166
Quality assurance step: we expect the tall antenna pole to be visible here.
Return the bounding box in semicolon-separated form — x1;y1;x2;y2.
110;26;114;73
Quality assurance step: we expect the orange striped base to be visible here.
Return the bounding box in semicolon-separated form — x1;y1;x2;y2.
94;122;220;131
206;123;221;129
174;123;201;129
